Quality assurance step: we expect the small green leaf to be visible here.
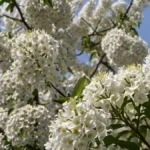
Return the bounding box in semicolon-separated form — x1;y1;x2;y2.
121;97;131;110
55;97;70;104
0;0;5;5
8;108;14;115
71;76;90;98
67;66;74;74
143;100;150;119
27;98;33;105
139;125;147;138
32;89;39;104
6;2;15;12
110;124;125;130
43;0;53;7
104;135;139;150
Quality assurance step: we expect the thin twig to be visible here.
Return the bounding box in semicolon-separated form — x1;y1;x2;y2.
111;104;150;149
121;0;134;21
90;54;106;78
89;19;102;36
81;17;95;32
76;49;84;56
0;14;21;22
13;0;32;30
101;61;116;74
46;81;66;97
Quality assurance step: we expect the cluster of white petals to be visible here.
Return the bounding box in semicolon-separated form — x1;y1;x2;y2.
5;105;50;149
45;101;110;150
0;134;6;150
0;32;11;72
129;0;150;22
21;0;72;32
1;0;73;33
0;70;34;107
11;30;58;83
0;0;150;149
102;28;148;66
0;107;8;129
83;64;148;112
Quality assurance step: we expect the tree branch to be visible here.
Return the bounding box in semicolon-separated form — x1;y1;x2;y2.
121;0;134;22
0;14;21;22
13;0;32;30
46;81;66;97
101;61;116;74
90;54;106;78
81;17;95;32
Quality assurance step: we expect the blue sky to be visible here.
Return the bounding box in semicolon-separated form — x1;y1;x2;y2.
137;7;150;46
78;2;150;63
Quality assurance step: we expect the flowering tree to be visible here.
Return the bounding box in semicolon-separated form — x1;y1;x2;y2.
0;0;150;149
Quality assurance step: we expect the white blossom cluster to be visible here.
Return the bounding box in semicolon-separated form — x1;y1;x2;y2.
129;0;150;22
20;0;72;32
0;0;150;150
45;101;110;150
102;28;148;66
71;0;150;62
47;57;150;150
11;30;58;84
0;107;8;129
0;30;60;108
83;64;148;112
1;0;73;33
0;134;5;150
0;70;33;107
5;105;50;149
0;32;11;72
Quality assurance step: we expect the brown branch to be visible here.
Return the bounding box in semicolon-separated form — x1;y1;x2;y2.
0;14;21;22
90;54;106;78
46;81;66;97
121;0;134;21
81;17;95;32
101;61;116;74
13;0;32;30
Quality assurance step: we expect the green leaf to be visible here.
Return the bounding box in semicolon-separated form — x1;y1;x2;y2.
27;98;33;105
139;125;147;138
55;97;70;104
0;0;5;5
143;101;150;119
0;128;4;134
27;89;39;105
104;135;139;150
43;0;53;7
32;89;39;104
6;2;15;12
89;51;96;62
129;27;138;36
82;35;90;49
116;130;132;139
110;124;125;130
8;108;14;115
71;76;90;98
132;22;137;27
67;66;74;74
121;97;131;110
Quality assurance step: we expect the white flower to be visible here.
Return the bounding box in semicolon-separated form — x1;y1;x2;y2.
5;105;50;149
0;107;8;129
11;30;59;86
0;133;6;150
45;101;110;150
102;28;148;67
0;32;11;72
